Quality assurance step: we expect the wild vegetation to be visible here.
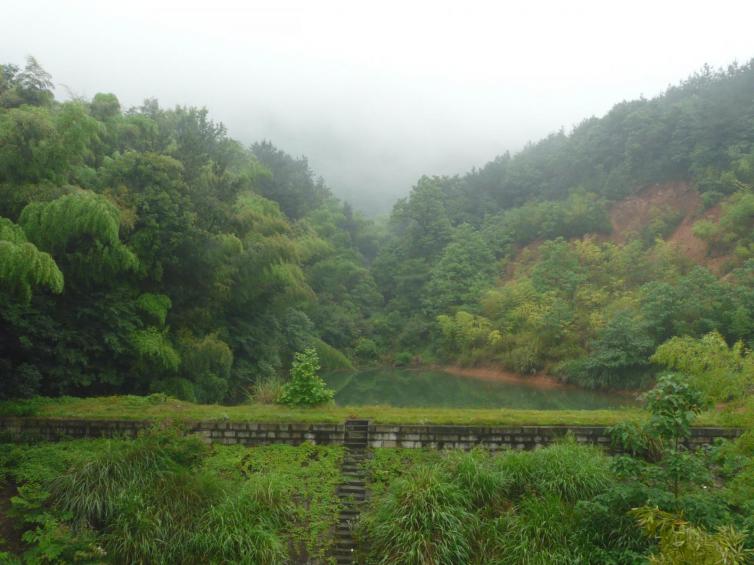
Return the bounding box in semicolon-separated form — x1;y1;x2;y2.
3;57;754;401
3;55;754;563
0;57;379;403
0;380;752;563
356;378;754;564
0;427;343;563
374;61;754;391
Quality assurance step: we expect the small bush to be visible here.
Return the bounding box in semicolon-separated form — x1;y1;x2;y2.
278;348;334;406
354;337;379;362
150;377;197;402
393;351;413;367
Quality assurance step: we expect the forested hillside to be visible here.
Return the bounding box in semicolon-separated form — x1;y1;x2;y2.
0;58;381;401
2;57;754;400
373;60;754;391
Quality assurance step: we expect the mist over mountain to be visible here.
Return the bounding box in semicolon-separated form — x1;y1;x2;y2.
3;0;754;214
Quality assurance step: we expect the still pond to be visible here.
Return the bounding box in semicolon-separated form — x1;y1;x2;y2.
323;368;632;410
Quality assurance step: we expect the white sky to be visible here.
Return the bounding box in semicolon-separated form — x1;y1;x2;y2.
3;0;754;213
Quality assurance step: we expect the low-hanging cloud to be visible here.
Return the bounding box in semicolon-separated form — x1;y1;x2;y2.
3;0;754;214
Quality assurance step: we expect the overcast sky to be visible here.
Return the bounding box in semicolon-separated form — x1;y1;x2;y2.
3;0;754;214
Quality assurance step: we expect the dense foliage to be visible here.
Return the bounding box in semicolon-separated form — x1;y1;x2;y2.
3;56;754;400
371;59;754;391
0;57;381;402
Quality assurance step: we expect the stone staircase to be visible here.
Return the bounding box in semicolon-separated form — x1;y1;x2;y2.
332;420;370;564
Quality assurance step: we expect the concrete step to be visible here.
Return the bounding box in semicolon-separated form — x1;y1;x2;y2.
332;432;371;563
338;483;366;492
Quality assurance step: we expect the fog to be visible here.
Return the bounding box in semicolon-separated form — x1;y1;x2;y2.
3;0;754;214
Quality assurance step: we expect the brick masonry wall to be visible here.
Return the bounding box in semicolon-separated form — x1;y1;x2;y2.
0;418;741;450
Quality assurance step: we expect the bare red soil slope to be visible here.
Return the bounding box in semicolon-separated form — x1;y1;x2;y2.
608;181;724;271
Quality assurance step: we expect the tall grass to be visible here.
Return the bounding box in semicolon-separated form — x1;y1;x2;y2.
359;441;615;564
486;494;584;564
359;465;477;565
189;477;290;564
445;449;509;509
494;438;612;501
48;427;291;564
51;427;208;527
106;470;222;563
248;375;285;404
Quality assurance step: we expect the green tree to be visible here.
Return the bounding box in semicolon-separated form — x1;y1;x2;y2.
0;217;63;302
651;332;754;402
424;224;496;315
643;373;707;499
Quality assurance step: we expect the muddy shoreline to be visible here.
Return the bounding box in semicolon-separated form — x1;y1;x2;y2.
433;365;568;390
431;365;640;399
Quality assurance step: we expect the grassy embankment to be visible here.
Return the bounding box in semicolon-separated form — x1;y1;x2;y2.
0;395;747;427
0;433;344;562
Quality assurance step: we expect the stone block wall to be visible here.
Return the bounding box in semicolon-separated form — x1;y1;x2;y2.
0;418;345;446
0;418;740;451
367;424;740;450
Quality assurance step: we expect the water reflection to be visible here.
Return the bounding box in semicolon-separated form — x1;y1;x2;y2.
323;368;632;410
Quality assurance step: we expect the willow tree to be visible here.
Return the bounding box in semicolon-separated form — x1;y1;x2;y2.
19;190;137;286
0;217;63;302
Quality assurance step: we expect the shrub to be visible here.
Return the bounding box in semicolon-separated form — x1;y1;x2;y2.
354;337;379;362
393;351;413;367
633;507;751;564
150;377;197;402
609;420;662;460
277;348;334;406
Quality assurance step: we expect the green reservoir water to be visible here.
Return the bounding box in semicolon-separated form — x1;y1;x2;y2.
323;368;632;410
